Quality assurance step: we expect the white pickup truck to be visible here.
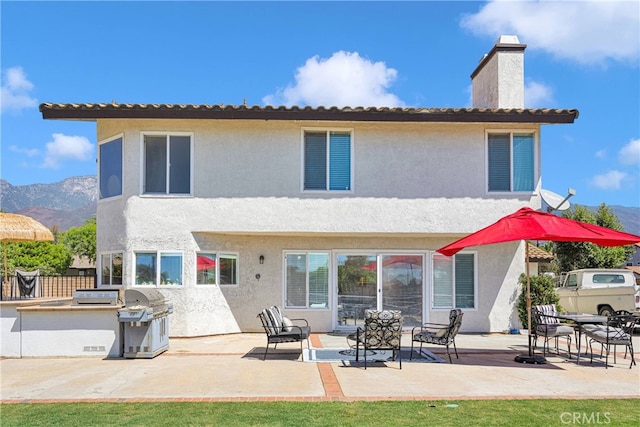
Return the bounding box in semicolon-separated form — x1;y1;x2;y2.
556;269;640;316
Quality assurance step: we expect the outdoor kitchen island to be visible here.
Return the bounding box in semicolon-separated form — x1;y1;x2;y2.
0;289;173;359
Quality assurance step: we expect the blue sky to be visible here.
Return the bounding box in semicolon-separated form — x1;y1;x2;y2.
1;1;639;208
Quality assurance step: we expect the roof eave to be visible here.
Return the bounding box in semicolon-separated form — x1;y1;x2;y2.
39;103;579;124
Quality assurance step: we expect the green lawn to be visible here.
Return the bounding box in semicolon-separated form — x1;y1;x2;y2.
1;399;638;426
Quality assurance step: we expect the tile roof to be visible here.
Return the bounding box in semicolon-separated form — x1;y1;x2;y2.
625;267;640;284
527;242;554;262
39;103;579;124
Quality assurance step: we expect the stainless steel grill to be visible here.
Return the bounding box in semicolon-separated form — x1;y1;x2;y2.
118;289;172;321
118;289;173;358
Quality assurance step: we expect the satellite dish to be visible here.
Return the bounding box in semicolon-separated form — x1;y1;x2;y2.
540;188;576;212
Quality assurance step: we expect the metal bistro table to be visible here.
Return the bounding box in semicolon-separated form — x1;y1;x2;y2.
552;312;607;364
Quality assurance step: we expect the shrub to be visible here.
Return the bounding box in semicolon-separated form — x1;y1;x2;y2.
516;273;562;328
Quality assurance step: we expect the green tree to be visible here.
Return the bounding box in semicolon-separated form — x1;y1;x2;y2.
517;273;561;329
60;217;97;263
554;203;633;272
5;241;73;276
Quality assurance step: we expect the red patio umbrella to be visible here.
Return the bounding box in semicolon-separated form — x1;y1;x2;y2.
436;207;640;363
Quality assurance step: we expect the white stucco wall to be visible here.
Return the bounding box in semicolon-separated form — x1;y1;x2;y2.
1;302;122;358
0;304;22;357
94;118;540;336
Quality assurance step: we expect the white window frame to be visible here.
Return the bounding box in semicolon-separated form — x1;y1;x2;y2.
140;131;194;196
99;251;123;287
98;133;124;201
430;251;478;310
133;250;184;287
300;127;354;193
485;129;539;194
195;252;239;286
283;251;331;309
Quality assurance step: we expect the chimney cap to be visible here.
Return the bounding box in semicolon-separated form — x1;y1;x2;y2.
470;35;527;79
496;35;521;45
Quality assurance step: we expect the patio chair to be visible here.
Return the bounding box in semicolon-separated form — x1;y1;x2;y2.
586;313;636;369
410;308;463;363
532;304;573;358
257;306;311;360
355;309;403;369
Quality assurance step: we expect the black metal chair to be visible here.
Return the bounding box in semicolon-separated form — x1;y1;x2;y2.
355;309;403;369
410;308;463;363
586;313;636;369
532;304;573;358
257;306;310;360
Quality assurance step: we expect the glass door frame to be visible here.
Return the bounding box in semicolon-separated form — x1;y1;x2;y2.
332;250;428;331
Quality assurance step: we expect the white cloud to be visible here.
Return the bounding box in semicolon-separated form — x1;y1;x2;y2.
42;133;93;169
461;0;640;65
618;138;640;166
524;79;553;108
595;149;607;159
1;66;38;113
263;51;405;107
590;170;627;190
9;144;40;157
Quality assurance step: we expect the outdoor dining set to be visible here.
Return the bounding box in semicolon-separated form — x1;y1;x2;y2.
532;303;637;369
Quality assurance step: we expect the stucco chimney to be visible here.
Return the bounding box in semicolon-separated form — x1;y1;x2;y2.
471;35;526;109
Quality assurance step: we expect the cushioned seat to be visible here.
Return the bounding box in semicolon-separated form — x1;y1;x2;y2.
355;309;403;369
410;308;463;363
257;306;310;360
585;313;636;369
532;304;572;358
536;324;575;337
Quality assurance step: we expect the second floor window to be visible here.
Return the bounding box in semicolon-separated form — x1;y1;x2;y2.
304;130;352;191
99;136;122;199
487;132;535;192
143;133;192;195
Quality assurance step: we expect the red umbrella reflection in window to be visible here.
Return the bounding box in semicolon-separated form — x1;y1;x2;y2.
197;256;216;271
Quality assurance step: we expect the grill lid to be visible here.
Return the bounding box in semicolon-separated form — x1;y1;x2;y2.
123;288;166;308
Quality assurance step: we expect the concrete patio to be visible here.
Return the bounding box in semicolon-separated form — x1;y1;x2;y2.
1;332;638;403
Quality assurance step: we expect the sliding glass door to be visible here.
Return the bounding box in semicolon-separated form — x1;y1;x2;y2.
380;255;423;328
336;255;377;327
335;253;424;329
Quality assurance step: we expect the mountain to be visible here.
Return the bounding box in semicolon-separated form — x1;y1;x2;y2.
0;175;638;234
601;205;640;236
0;176;97;231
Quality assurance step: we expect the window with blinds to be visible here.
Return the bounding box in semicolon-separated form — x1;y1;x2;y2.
432;252;476;309
304;130;352;191
285;252;330;309
488;132;534;192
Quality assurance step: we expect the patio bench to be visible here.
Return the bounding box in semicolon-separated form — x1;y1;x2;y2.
257;306;311;360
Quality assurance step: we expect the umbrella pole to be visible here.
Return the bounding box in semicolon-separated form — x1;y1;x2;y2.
515;242;546;364
3;241;7;286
